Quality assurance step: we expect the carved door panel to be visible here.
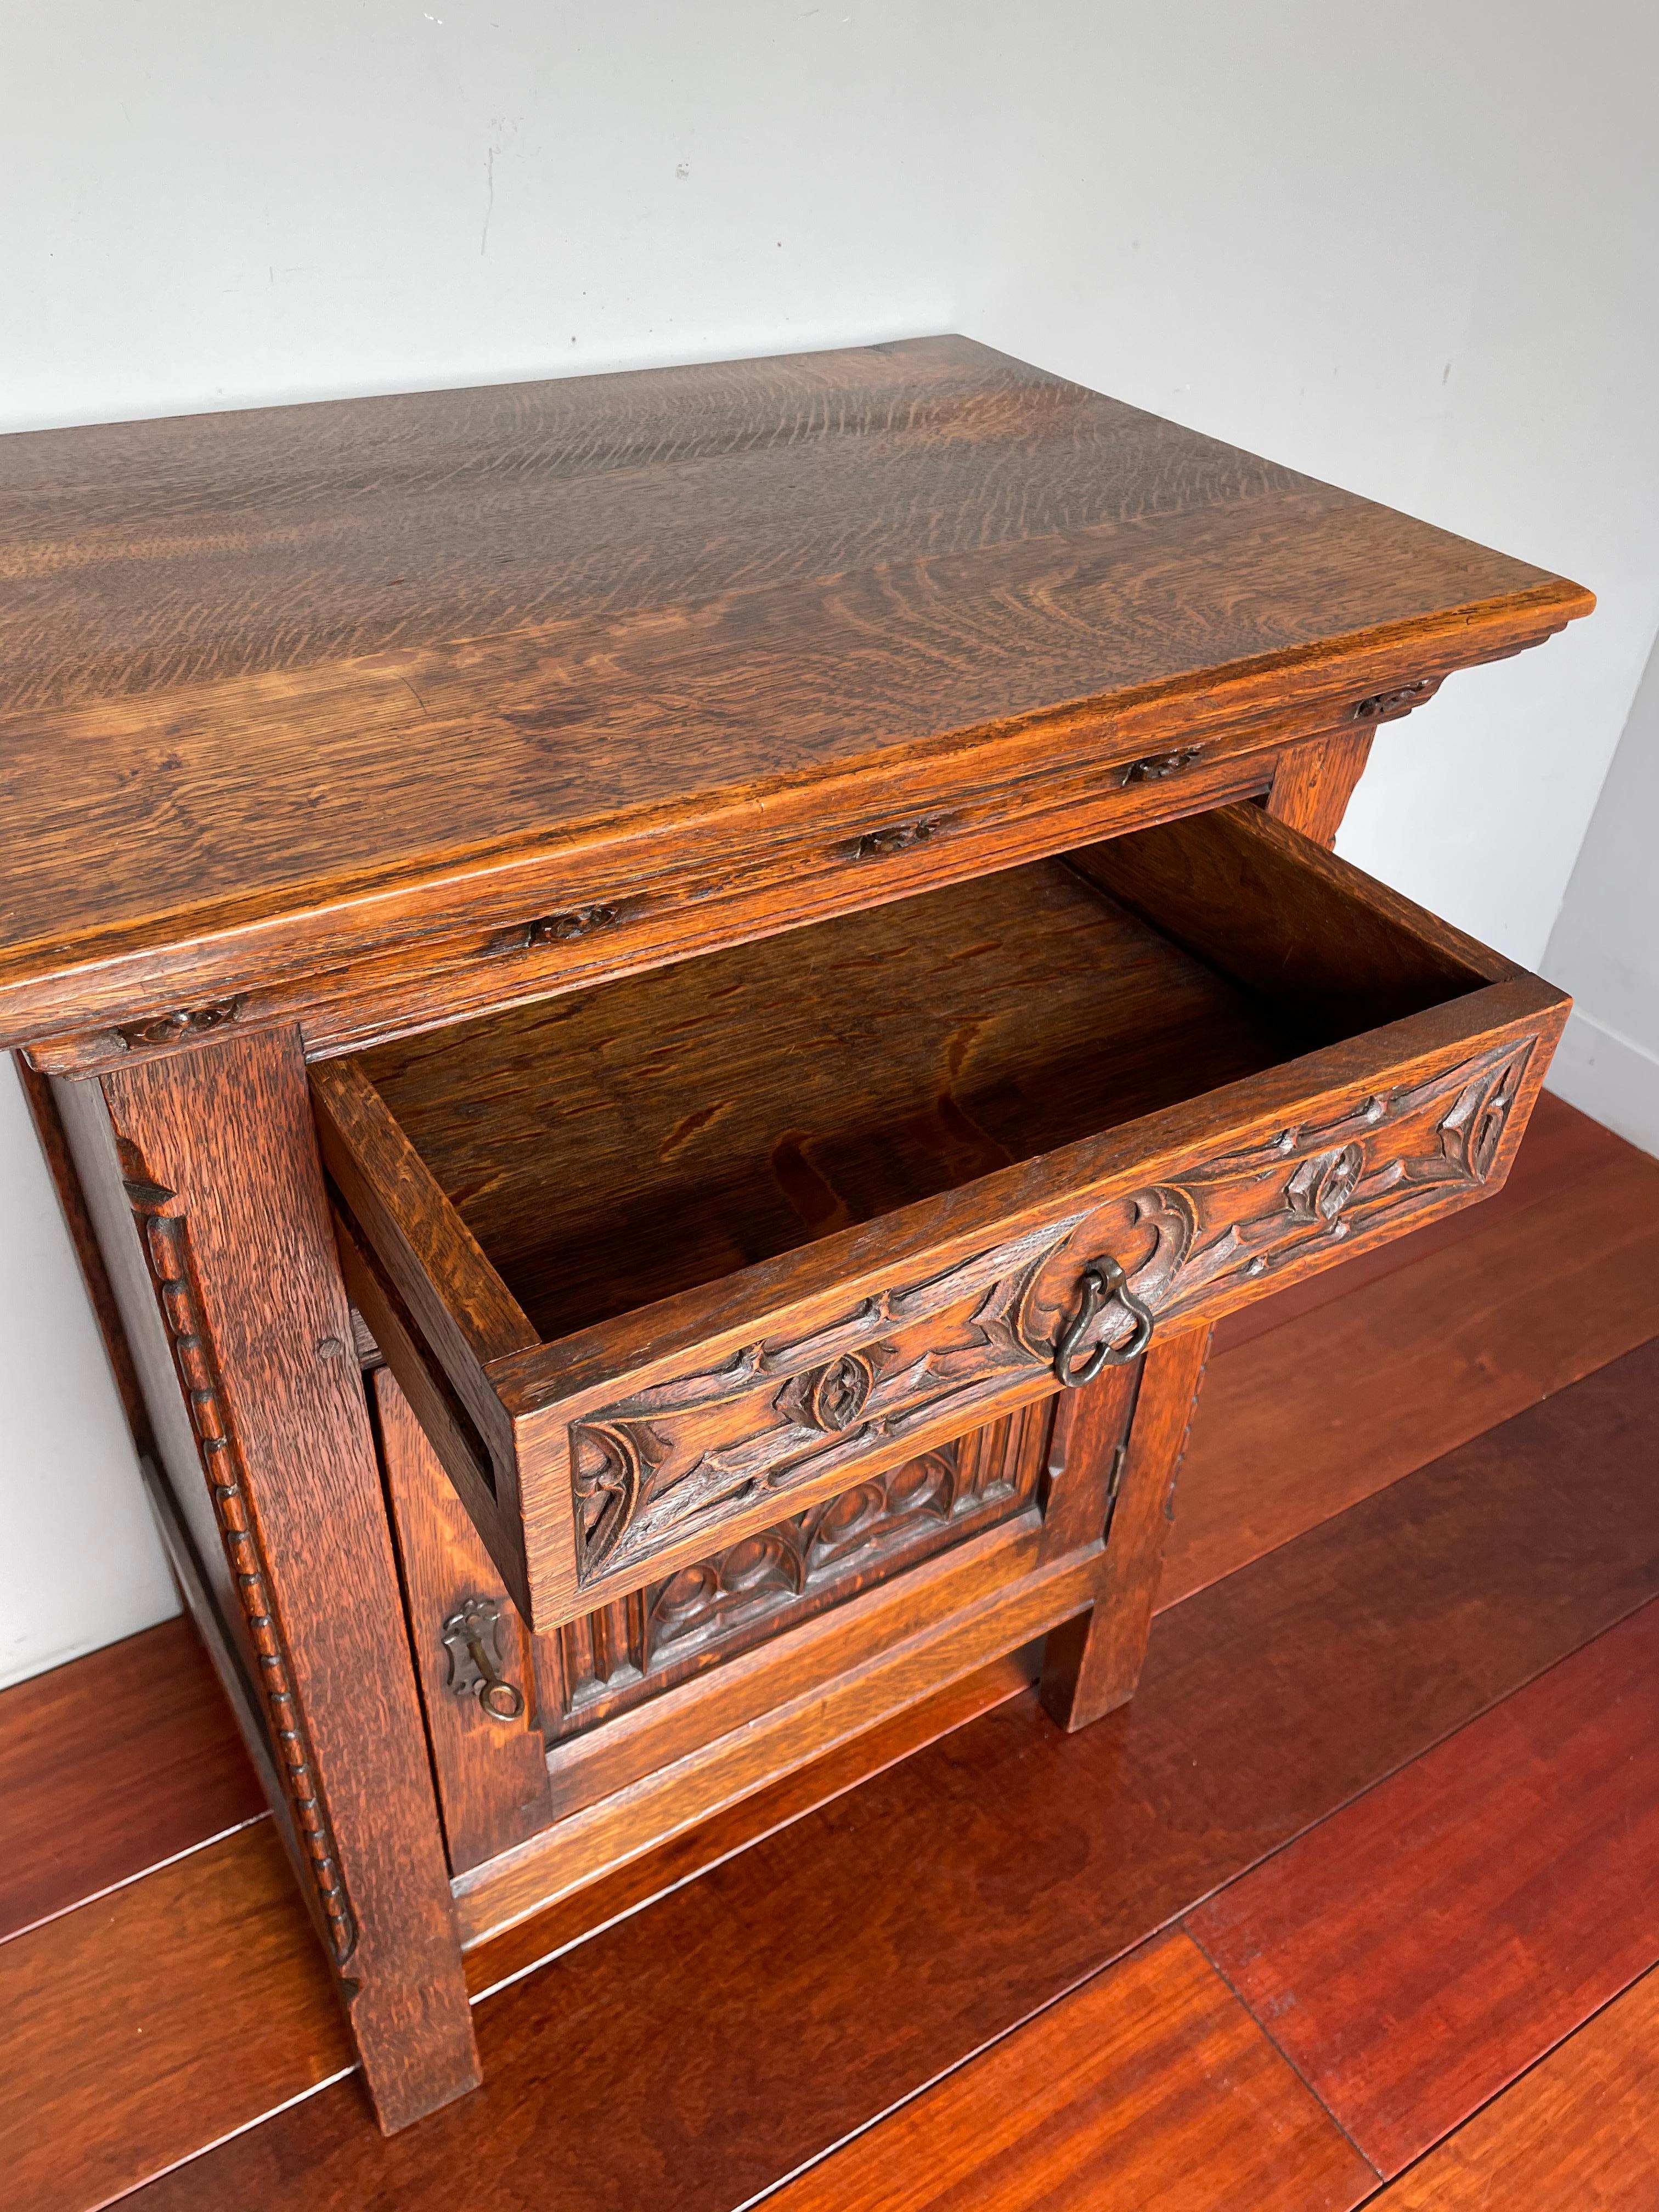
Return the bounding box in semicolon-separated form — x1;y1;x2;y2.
376;1361;1080;1875
533;1396;1055;1742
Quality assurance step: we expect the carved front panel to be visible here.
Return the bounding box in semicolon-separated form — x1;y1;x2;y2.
563;1037;1533;1596
1035;1035;1536;1351
561;1035;1534;1601
542;1404;1046;1739
568;1221;1075;1589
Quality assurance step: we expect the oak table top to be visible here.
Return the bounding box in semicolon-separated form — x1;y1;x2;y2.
0;335;1589;1049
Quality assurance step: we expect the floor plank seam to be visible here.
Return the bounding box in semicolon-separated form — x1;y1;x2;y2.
728;1928;1198;2212
90;2067;359;2212
1181;1917;1381;2182
1347;1959;1659;2207
1165;1580;1659;1952
0;1811;271;1954
1163;1319;1659;1618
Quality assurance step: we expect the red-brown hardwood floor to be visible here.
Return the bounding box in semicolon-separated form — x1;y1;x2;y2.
3;1090;1657;2212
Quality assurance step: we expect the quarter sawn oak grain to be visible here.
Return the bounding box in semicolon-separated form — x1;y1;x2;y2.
0;335;1589;1047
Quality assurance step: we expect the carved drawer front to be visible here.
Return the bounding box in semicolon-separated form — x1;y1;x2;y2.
313;802;1568;1633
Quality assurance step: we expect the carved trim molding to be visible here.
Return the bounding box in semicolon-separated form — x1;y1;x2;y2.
120;1156;358;1967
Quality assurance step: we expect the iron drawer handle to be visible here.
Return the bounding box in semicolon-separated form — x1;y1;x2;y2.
1053;1257;1154;1386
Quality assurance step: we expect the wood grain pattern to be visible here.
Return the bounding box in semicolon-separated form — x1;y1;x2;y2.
1163;1131;1659;1606
0;1822;351;2212
4;721;1279;1074
1370;1968;1659;2209
0;336;1589;1046
764;1933;1375;2211
71;1029;479;2129
0;1616;264;1943
1068;797;1508;1030
1265;726;1379;847
129;1338;1659;2212
354;854;1299;1346
1190;1556;1659;2173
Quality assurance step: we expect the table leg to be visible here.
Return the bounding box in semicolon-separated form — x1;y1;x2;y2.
1266;726;1376;848
1040;1326;1211;1731
57;1025;478;2132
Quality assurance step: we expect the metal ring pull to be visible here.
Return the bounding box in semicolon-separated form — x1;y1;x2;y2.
1053;1256;1155;1387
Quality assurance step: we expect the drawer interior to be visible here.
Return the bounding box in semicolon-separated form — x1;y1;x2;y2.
352;807;1491;1348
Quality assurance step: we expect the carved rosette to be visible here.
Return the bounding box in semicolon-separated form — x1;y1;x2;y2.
120;1159;357;1968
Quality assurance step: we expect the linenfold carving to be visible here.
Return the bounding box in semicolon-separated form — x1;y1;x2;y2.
120;1154;358;1967
646;1444;974;1666
554;1415;1040;1730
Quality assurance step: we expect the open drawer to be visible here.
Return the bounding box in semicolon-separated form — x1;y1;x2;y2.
313;804;1568;1630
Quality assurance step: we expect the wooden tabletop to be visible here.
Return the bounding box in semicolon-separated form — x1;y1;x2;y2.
0;335;1590;1042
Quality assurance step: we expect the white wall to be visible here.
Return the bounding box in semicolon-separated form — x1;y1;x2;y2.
4;0;1656;1684
1545;631;1659;1154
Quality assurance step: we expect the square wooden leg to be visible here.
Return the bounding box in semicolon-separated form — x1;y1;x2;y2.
54;1027;480;2132
1040;1327;1212;1732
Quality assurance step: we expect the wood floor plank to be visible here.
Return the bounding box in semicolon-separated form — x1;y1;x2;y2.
465;1645;1041;1998
0;1822;351;2212
0;1652;1040;2212
0;1617;265;1944
1163;1141;1659;1606
766;1933;1375;2211
1188;1590;1659;2170
130;1342;1659;2212
1369;1968;1659;2209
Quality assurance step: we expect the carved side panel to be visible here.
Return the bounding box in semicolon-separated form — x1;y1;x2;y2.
120;1160;357;1964
543;1404;1046;1739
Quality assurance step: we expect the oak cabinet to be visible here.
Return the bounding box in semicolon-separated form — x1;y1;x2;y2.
3;336;1588;2130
